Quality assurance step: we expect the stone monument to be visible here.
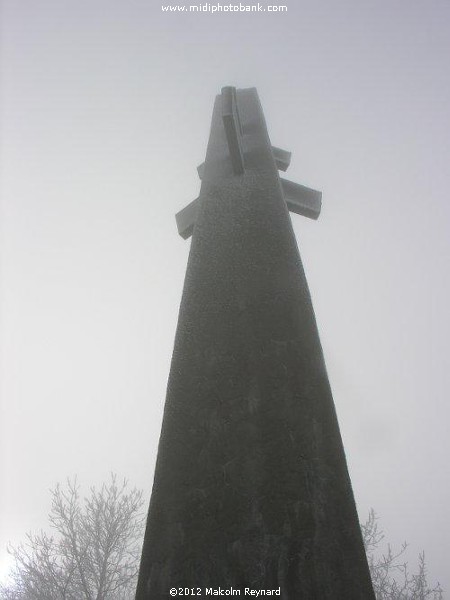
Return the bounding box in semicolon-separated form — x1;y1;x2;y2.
135;87;375;599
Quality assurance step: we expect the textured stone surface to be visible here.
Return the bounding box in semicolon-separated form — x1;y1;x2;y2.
135;88;375;599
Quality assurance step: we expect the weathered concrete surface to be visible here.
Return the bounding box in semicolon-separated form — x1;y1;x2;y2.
136;88;375;599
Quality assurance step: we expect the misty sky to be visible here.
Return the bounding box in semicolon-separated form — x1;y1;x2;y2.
1;0;450;592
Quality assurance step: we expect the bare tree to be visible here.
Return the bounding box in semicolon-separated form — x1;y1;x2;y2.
1;475;145;600
361;509;444;600
2;482;445;600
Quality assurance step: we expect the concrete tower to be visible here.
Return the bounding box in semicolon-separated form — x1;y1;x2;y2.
136;87;375;599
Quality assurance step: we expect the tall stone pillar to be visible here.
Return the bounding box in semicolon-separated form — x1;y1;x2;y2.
136;87;375;599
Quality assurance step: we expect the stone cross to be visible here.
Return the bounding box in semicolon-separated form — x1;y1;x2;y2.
176;87;321;239
135;87;375;599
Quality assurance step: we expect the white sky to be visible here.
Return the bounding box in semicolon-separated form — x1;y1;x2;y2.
1;0;450;592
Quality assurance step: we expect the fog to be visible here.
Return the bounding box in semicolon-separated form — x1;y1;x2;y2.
1;0;449;592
